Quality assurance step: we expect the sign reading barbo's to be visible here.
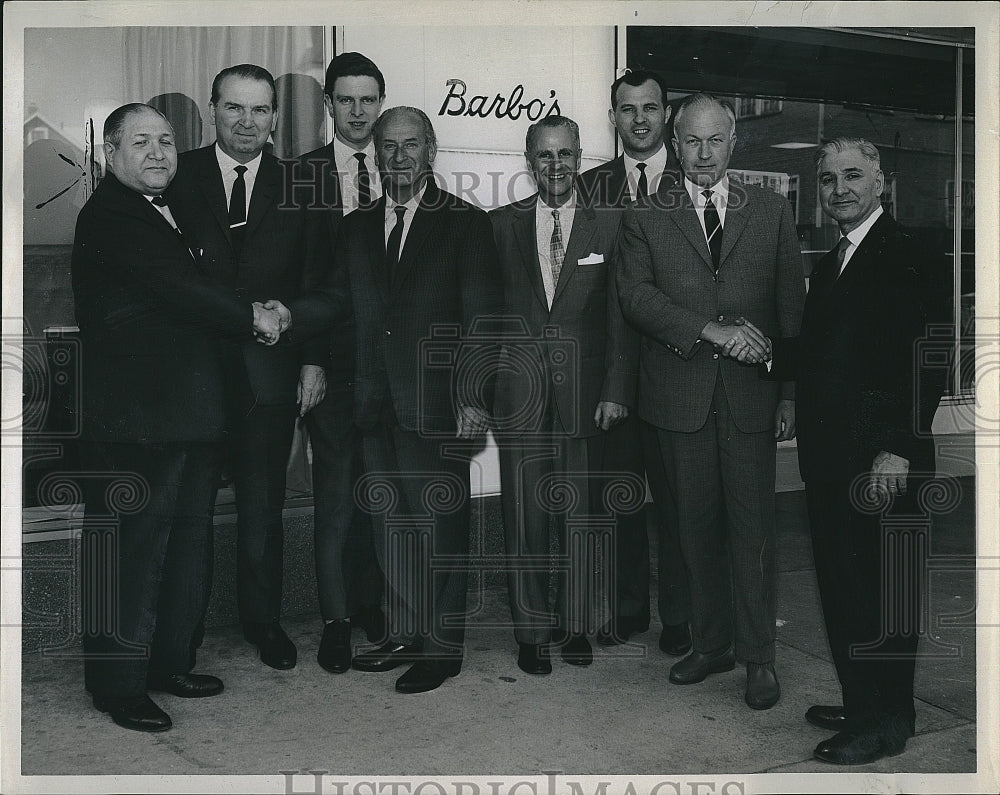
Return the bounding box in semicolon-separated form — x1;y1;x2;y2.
438;79;563;121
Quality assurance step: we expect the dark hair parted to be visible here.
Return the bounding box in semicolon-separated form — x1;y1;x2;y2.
211;64;277;110
324;51;386;99
611;69;670;109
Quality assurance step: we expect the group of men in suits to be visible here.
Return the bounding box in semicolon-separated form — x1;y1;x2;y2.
73;54;943;764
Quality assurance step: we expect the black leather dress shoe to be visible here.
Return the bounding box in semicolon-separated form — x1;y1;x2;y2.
806;704;848;731
517;643;552;675
395;658;462;693
658;622;692;656
813;730;905;765
553;631;593;666
669;647;735;684
351;642;422;672
93;694;171;733
595;613;650;646
351;605;388;644
147;672;224;698
745;662;780;710
243;622;297;670
317;620;352;674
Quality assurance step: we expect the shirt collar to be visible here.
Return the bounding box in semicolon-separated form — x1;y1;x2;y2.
385;180;428;216
623;144;668;178
214;143;263;179
333;139;376;173
684;174;730;206
537;190;577;214
843;205;884;247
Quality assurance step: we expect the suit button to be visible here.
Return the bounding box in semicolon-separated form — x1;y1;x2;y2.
713;353;720;360
385;330;391;336
718;315;724;321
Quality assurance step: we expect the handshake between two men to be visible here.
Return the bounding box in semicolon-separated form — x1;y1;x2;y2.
701;315;772;365
250;299;292;345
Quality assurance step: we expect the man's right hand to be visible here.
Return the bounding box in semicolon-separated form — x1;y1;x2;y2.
252;302;282;345
704;317;771;364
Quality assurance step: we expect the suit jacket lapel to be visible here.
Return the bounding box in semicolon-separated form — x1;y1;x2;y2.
195;151;232;246
244;155;279;240
365;197;390;301
512;196;547;310
668;186;715;271
552;202;597;307
391;180;445;293
609;158;629;207
718;176;750;268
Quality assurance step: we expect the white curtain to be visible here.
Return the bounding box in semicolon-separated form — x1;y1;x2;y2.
122;26;327;158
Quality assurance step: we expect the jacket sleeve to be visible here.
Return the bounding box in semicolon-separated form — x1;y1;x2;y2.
615;205;711;358
600;211;639;407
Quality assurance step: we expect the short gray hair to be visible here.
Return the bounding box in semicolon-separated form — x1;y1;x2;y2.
374;106;437;149
814;137;881;171
525;115;581;155
672;93;737;139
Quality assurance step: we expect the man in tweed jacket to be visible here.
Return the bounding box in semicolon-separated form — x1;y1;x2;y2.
616;93;805;710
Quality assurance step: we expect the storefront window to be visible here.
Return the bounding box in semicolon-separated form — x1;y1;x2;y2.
630;26;974;396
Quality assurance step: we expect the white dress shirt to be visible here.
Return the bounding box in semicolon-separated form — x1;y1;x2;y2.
145;195;180;230
684;175;730;238
333;139;380;215
214;144;262;218
623;143;669;201
384;181;428;256
535;193;577;309
837;205;883;275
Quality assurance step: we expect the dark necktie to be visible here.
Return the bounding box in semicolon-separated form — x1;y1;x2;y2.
229;165;247;254
834;236;851;276
702;189;722;271
386;206;407;283
550;209;565;287
635;162;648;201
355;152;372;208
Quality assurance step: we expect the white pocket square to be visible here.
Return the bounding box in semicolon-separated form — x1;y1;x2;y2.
578;253;605;265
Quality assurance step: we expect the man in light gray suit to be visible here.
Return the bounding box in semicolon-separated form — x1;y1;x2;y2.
490;115;640;676
617;93;805;709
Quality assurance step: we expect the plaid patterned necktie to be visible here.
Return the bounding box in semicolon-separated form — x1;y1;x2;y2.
550;209;565;285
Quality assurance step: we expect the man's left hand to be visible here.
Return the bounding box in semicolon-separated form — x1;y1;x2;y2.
456;405;490;439
297;364;327;417
871;450;910;496
774;399;795;441
594;401;628;431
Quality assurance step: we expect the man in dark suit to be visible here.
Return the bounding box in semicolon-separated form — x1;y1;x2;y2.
293;52;388;674
490;115;639;675
617;93;805;710
764;138;945;763
72;104;286;732
169;64;342;670
342;106;503;693
578;69;692;655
